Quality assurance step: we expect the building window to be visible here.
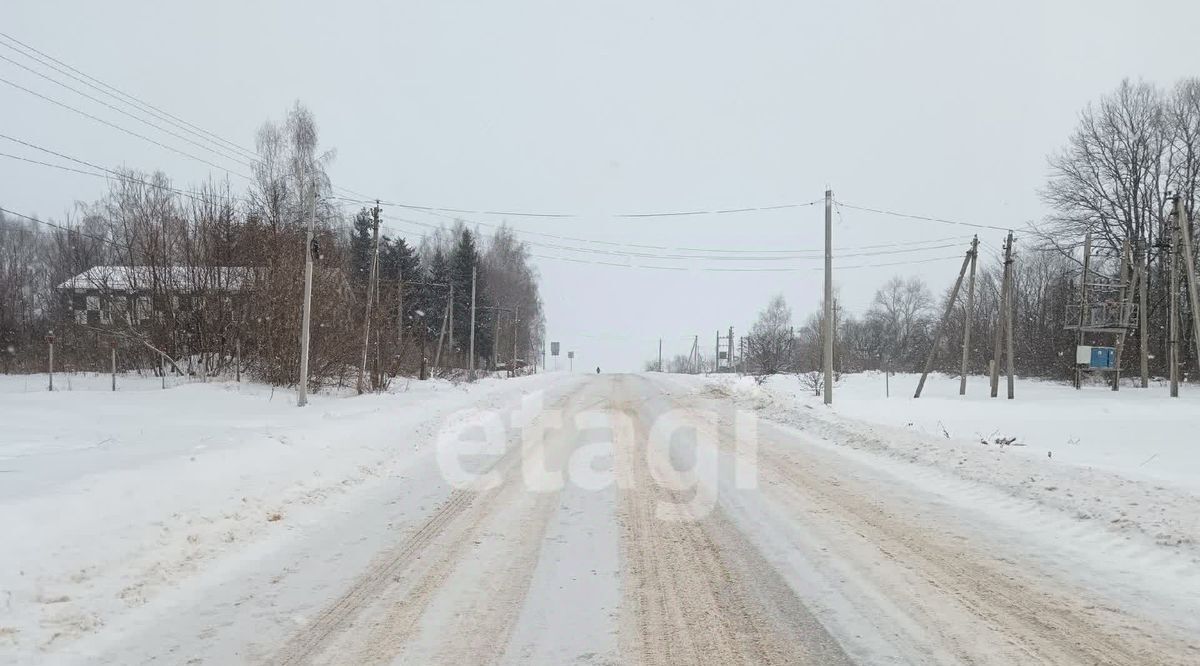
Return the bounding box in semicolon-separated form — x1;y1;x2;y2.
100;310;112;325
136;296;152;321
75;310;87;324
86;295;100;311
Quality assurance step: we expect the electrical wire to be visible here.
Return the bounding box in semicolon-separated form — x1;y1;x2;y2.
379;214;969;264
0;30;258;160
0;52;256;168
0;74;253;180
836;200;1012;232
0;205;134;253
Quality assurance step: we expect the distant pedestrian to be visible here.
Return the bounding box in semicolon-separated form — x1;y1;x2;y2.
596;366;601;374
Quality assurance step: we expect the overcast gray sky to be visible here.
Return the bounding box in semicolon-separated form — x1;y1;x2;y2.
3;0;1199;371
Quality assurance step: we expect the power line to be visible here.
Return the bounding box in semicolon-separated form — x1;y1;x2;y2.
334;193;826;221
836;200;1012;232
379;214;967;264
346;195;970;256
0;74;253;181
526;250;963;273
0;30;258;161
0;205;134;253
0;133;245;206
0;52;256;169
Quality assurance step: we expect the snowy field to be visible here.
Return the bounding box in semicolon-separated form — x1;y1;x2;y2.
0;371;577;663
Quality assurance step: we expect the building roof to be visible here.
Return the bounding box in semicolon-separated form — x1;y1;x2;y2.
57;266;254;292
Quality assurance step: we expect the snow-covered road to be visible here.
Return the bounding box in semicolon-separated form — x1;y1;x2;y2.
4;373;1198;664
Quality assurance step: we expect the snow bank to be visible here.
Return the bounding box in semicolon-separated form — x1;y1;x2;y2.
692;371;1200;559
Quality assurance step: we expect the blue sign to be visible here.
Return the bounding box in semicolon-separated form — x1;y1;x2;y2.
1089;346;1115;369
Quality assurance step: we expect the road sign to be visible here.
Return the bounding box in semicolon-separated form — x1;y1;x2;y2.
567;351;574;359
551;342;560;356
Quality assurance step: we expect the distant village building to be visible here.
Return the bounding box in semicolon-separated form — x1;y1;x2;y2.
57;265;252;328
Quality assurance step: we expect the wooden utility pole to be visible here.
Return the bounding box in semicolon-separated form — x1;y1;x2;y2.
357;202;381;394
658;338;663;372
823;189;834;405
990;232;1014;398
1139;240;1149;388
1112;239;1135;391
110;340;117;391
915;241;974;398
1175;195;1200;380
448;283;455;365
1075;232;1092;390
959;236;979;395
433;290;451;371
235;336;241;383
397;267;404;359
297;185;318;407
468;266;477;381
1170;203;1181;398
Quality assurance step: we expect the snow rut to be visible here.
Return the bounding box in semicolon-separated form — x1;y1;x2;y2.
265;384;583;665
611;376;851;665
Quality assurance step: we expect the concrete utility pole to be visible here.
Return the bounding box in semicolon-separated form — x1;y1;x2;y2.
1139;240;1149;388
468;266;477;381
915;241;974;398
715;331;720;373
1175;195;1200;381
1075;232;1092;390
110;340;117;391
297;187;318;407
658;338;663;372
1005;244;1016;400
959;236;979;395
990;232;1014;398
512;305;520;377
823;189;834;405
492;310;500;371
728;326;734;371
46;331;54;391
1170;203;1181;398
358;202;381;394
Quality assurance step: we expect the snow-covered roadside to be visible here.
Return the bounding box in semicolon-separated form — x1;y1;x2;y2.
0;372;575;663
678;372;1200;561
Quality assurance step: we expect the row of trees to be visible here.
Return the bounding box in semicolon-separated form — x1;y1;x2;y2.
0;103;544;388
735;77;1199;387
742;247;1080;384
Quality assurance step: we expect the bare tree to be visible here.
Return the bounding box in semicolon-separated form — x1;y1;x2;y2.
745;294;795;377
866;275;933;370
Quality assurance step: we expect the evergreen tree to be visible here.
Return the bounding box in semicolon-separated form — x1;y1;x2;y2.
424;248;451;341
349;208;374;288
379;234;423;337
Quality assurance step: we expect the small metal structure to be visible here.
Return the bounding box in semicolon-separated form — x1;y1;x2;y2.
1064;238;1140;389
